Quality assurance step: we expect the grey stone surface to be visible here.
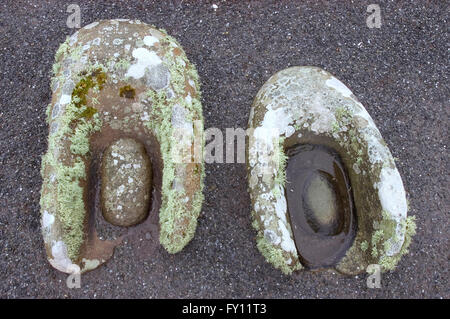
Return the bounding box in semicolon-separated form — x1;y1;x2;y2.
101;138;152;227
0;0;448;298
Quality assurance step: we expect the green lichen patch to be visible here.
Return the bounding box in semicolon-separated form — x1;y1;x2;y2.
255;232;301;275
41;113;102;260
119;85;136;99
144;89;201;253
360;240;369;252
45;103;52;124
143;36;205;253
41;64;106;261
370;210;399;258
54;159;87;258
52;36;83;78
114;58;131;71
72;68;106;111
81;258;100;272
272;137;288;198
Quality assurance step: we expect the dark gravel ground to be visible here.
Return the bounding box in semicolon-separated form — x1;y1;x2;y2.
0;0;448;298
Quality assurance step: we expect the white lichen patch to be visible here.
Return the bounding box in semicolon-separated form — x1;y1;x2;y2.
49;241;81;274
143;35;159;46
376;167;408;255
42;210;55;229
126;48;162;79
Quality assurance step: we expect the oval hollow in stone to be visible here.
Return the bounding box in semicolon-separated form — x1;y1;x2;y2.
101;138;152;227
285;144;357;269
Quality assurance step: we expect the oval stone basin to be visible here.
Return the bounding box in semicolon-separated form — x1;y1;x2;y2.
101;138;152;227
285;144;356;269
